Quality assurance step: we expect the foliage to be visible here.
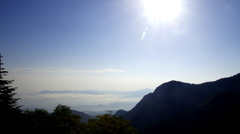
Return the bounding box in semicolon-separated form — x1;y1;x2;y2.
0;54;21;114
84;111;139;134
0;54;21;133
21;106;139;134
21;108;52;134
21;104;84;134
51;104;84;134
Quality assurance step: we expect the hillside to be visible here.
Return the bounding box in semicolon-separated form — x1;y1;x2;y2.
144;89;240;133
71;110;93;123
115;109;127;117
123;73;240;130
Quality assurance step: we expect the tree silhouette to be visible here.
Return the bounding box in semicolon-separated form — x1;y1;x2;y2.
21;108;52;134
21;104;84;134
0;53;20;112
84;111;139;134
51;104;84;134
0;53;21;132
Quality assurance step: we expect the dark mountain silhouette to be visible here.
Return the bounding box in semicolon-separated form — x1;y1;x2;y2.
115;109;127;117
122;73;240;130
144;89;240;133
70;110;93;123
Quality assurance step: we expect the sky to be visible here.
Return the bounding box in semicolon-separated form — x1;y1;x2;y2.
1;0;240;112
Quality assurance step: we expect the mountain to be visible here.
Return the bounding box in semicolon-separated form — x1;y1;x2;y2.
70;110;93;123
144;89;240;133
123;73;240;130
115;109;127;117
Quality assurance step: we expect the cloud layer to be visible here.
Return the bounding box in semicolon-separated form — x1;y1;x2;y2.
13;68;126;73
18;89;153;112
34;88;153;98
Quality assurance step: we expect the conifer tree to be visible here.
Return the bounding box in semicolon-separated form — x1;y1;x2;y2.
0;53;20;113
0;53;21;133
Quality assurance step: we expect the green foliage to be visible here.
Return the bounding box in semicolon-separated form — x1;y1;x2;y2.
22;104;84;134
21;108;52;134
51;104;84;134
84;111;139;134
22;107;139;134
53;104;72;117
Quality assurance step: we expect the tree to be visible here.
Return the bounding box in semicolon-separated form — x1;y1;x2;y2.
0;53;20;113
84;111;139;134
22;104;84;134
21;108;52;134
51;104;84;134
0;53;21;132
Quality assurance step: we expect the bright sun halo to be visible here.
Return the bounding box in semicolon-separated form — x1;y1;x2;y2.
143;0;181;21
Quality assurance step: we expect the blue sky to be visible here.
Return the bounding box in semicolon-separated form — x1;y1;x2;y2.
1;0;240;112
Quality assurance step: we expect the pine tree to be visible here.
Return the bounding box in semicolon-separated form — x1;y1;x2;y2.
0;53;20;113
0;53;21;133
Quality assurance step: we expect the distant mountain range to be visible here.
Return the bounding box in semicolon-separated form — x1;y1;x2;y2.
121;73;240;132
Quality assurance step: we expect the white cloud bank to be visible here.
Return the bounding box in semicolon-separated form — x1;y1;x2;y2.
17;89;153;112
13;68;126;73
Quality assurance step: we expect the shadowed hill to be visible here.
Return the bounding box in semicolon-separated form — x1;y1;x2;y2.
123;73;240;130
71;110;93;123
115;109;127;117
144;89;240;133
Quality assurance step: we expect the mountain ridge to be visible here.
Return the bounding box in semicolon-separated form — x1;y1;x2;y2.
70;110;93;123
123;73;240;130
144;89;240;133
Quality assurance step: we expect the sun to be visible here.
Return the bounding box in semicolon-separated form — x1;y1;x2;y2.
142;0;182;21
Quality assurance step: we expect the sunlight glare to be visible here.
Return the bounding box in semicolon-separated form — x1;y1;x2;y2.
143;0;181;21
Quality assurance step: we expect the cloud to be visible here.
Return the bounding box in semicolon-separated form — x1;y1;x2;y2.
25;93;111;99
73;102;137;113
19;89;153;112
36;90;102;95
33;88;153;98
13;68;126;73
